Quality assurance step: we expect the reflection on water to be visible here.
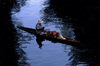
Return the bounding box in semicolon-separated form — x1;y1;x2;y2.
12;0;87;66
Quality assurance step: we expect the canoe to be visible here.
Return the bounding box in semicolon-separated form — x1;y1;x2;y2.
17;26;80;47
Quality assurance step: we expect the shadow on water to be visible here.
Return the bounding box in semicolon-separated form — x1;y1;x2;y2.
47;0;100;66
41;1;89;66
11;0;31;66
42;0;100;66
0;0;19;66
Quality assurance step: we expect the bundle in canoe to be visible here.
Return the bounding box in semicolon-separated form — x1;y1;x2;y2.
17;26;80;47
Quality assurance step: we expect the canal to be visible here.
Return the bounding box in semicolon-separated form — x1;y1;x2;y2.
12;0;87;66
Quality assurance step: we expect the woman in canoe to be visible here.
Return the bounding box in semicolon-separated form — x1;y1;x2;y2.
35;19;46;35
36;19;66;40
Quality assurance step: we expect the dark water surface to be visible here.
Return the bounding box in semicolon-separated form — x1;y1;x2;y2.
12;0;87;66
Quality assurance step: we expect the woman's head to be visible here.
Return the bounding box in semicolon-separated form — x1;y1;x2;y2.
38;19;42;24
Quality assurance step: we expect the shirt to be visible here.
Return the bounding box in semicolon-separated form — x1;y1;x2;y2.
36;23;43;30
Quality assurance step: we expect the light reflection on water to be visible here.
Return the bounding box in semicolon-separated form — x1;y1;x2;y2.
12;0;86;66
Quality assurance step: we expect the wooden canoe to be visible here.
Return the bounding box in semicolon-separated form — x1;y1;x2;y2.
17;26;80;47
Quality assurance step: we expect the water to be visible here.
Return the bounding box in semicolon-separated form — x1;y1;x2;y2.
11;0;86;66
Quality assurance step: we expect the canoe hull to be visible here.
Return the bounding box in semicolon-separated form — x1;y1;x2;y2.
17;26;80;47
